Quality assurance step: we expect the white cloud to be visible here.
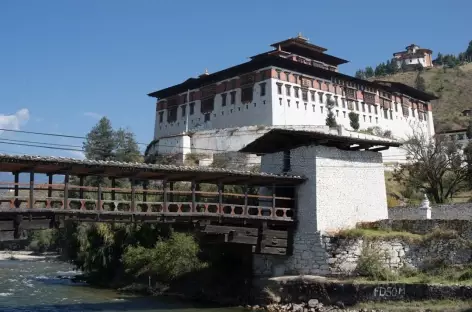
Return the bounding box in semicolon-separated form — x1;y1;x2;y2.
0;109;30;135
83;112;103;120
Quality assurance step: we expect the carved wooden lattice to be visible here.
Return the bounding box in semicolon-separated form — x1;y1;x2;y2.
363;92;376;105
345;87;357;100
201;98;214;113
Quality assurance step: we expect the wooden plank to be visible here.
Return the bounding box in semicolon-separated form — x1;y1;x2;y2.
261;237;288;248
260;246;287;255
203;224;258;236
227;232;258;245
263;229;288;239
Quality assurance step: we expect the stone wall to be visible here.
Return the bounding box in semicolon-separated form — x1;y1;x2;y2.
389;203;472;220
324;236;472;275
254;222;472;277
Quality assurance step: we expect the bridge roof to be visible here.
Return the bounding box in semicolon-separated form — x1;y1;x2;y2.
0;154;305;185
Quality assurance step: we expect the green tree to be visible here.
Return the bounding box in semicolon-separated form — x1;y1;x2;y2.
355;69;366;79
400;60;408;72
414;73;426;91
348;112;360;130
83;117;116;161
365;66;374;78
465;40;472;58
436;52;444;65
115;128;142;163
325;99;337;127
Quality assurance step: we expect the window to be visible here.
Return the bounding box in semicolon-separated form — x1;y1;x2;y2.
318;93;323;103
312;105;315;112
221;93;227;106
336;110;339;117
376;117;378;124
342;99;346;108
355;101;359;111
284;72;290;82
363;115;366;121
390;110;393;120
412;109;416;118
182;93;187;103
343;111;346;118
260;71;266;81
374;106;378;114
283;150;291;172
296;101;299;108
293;75;298;84
190;92;195;101
204;114;210;122
395;103;398;112
241;86;253;103
368;105;372;113
277;70;281;80
287;99;290;107
159;111;164;123
181;105;186;117
231;80;236;89
279;98;283;105
311;91;315;101
384;109;388;119
230;91;236;104
277;83;282;95
167;107;177;123
302;91;308;101
294;87;299;98
189;102;195;115
362;103;366;112
369;116;372;122
285;85;291;96
260;83;266;96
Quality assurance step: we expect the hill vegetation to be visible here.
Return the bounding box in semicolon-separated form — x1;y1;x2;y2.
355;40;472;132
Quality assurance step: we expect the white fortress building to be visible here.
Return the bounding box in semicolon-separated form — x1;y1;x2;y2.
146;34;437;165
393;44;434;68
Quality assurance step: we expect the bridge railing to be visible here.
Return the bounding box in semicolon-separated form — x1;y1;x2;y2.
0;182;295;221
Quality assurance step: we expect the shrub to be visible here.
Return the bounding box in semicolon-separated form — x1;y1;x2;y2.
123;232;207;283
387;195;400;208
28;229;57;253
355;244;397;281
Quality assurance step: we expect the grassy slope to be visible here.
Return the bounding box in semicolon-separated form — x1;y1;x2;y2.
372;63;472;132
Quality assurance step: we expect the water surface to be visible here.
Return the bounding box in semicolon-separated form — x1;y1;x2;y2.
0;258;241;312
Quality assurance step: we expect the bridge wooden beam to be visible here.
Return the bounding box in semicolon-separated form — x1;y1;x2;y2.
48;166;73;175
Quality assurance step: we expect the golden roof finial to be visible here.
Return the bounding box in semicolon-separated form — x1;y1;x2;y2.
297;32;303;38
277;44;282;51
204;68;209;75
296;32;308;41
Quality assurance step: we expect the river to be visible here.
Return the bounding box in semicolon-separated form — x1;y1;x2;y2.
0;256;243;312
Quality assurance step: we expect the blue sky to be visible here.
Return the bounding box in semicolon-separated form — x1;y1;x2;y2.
0;0;470;159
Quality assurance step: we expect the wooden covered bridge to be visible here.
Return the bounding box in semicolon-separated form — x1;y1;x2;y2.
0;154;305;255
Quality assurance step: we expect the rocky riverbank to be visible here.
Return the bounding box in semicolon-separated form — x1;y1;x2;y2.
246;300;384;312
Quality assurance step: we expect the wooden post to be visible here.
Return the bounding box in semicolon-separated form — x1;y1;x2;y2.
244;185;248;217
130;179;136;212
163;180;168;213
272;184;276;219
47;174;53;198
143;181;148;203
64;174;69;209
169;182;174;203
13;172;19;208
191;180;196;213
29;172;34;209
78;176;84;199
111;177;116;201
97;183;102;211
218;182;223;214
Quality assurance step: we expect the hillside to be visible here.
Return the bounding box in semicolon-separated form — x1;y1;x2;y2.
370;63;472;132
